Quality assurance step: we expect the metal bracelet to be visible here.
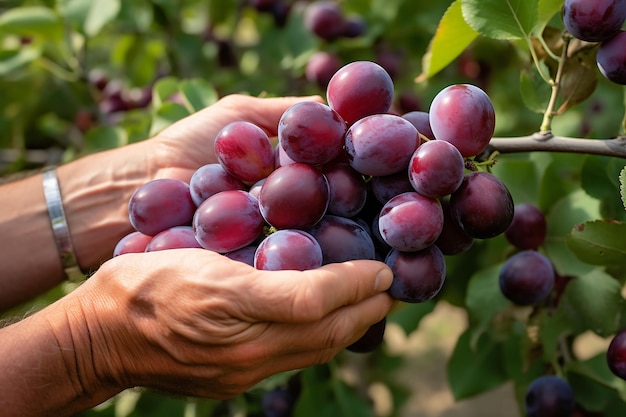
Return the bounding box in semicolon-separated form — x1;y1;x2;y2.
42;167;83;281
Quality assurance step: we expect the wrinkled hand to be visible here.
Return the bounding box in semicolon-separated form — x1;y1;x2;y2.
75;249;394;399
149;94;323;182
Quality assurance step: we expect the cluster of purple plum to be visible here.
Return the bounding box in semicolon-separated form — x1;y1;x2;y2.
113;60;518;354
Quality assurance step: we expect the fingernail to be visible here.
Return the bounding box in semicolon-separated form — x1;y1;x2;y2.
374;267;394;292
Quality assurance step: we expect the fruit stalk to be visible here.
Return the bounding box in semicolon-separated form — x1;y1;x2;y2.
539;33;571;133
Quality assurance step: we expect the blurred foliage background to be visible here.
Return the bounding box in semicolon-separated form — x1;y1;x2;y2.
1;1;626;416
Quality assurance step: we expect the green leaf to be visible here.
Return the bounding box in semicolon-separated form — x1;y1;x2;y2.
150;102;190;136
566;220;626;267
152;76;180;109
581;155;622;201
0;6;63;39
503;330;546;408
57;0;121;37
465;263;510;346
564;269;623;337
619;166;626;209
83;126;128;154
537;154;585;212
388;300;435;336
535;0;565;34
567;354;626;412
418;0;479;81
294;365;338;417
543;188;601;276
110;35;163;87
83;0;121;37
370;0;404;24
0;46;41;75
538;305;578;364
117;0;154;33
179;79;218;113
491;156;541;203
462;0;538;40
333;380;374;417
519;65;551;113
447;330;508;400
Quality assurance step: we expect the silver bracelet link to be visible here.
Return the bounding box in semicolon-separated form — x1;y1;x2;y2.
42;167;83;281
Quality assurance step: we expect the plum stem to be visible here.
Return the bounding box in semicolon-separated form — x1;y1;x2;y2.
539;33;571;133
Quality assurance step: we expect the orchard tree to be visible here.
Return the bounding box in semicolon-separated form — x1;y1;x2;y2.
1;1;626;417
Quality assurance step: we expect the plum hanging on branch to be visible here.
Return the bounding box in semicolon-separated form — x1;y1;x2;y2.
421;0;626;139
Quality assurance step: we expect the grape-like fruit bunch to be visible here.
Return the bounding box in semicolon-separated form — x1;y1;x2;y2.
563;0;626;85
116;60;515;353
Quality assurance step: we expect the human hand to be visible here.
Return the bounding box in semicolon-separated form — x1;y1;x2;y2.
67;249;394;399
148;94;324;182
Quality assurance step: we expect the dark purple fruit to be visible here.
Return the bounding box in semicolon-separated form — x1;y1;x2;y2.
504;203;547;250
346;317;386;353
499;250;555;306
525;375;575;417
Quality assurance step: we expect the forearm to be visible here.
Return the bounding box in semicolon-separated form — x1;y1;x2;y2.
0;141;154;310
0;288;122;417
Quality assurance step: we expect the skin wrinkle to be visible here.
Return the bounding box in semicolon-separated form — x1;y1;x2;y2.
45;311;86;400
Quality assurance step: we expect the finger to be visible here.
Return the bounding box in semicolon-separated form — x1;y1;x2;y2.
227;94;325;137
266;291;395;354
220;294;394;389
158;94;324;142
241;260;394;323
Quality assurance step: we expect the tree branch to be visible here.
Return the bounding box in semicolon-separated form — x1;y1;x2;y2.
485;132;626;159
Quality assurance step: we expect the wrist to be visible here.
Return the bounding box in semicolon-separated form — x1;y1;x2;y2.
46;284;125;409
50;268;134;392
0;287;123;416
56;141;156;272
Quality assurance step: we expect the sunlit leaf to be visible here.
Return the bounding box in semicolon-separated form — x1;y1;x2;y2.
179;79;219;113
150;102;189;136
535;0;565;34
0;6;63;39
417;0;479;81
151;76;180;109
0;46;41;75
57;0;121;37
462;0;538;40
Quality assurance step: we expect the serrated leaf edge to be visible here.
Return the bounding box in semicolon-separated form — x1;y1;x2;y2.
619;166;626;210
